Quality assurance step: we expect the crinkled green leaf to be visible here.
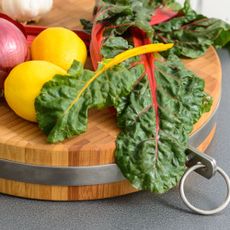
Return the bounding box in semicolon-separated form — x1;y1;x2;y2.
213;24;230;48
80;19;93;34
101;37;131;58
116;55;212;193
35;60;144;143
96;4;132;22
153;1;230;58
95;0;173;37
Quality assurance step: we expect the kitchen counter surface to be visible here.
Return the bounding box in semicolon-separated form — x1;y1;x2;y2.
0;49;230;230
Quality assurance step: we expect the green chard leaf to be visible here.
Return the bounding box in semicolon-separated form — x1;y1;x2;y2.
101;36;131;58
80;19;93;34
35;60;144;143
153;0;230;58
116;54;212;193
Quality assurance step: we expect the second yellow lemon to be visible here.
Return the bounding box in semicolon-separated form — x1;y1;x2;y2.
31;27;87;70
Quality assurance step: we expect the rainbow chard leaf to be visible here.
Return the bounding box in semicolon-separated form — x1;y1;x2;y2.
35;43;172;143
116;54;212;193
35;60;144;143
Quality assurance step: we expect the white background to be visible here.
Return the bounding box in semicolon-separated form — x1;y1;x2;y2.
176;0;230;22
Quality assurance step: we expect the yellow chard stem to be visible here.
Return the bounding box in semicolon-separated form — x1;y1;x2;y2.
67;43;174;111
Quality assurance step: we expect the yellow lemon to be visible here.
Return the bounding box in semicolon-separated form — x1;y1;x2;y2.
31;27;87;70
4;60;66;122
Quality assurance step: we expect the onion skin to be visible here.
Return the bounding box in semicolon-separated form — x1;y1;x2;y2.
0;13;27;37
0;18;28;71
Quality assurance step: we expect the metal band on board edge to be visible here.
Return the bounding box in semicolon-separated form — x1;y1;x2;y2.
0;161;125;186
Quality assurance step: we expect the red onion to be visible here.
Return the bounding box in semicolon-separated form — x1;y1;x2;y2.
0;18;28;71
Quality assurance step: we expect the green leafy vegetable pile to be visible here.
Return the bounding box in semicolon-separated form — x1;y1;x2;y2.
35;0;230;193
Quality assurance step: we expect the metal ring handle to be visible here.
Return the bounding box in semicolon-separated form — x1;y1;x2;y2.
180;164;230;215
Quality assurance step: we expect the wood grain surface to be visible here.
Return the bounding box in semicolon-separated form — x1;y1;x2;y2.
0;0;222;200
34;0;95;29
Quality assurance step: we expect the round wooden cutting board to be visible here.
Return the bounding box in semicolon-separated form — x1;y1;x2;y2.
0;0;222;200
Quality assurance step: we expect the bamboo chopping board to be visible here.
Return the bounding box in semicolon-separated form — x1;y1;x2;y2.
0;0;222;200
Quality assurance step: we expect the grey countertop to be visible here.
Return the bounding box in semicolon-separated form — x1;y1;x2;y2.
0;49;230;230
